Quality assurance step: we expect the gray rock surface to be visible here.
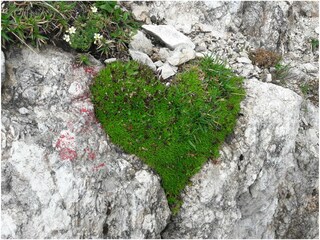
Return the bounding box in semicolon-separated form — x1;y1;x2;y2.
167;46;196;66
129;30;153;55
1;50;5;85
142;24;195;50
1;46;170;239
162;79;318;239
129;49;156;71
157;62;177;80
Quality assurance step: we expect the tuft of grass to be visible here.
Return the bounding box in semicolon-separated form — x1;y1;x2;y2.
311;38;319;52
1;1;77;49
1;1;140;59
249;48;282;68
300;83;310;96
274;62;291;81
90;55;245;212
75;53;91;66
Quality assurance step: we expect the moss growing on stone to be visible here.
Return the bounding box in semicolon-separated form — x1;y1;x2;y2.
90;56;245;210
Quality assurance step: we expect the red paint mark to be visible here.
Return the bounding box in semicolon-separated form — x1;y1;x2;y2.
80;108;90;113
88;151;96;160
59;148;77;161
71;92;90;102
84;66;98;76
93;163;105;171
84;147;96;160
55;130;77;161
55;133;75;149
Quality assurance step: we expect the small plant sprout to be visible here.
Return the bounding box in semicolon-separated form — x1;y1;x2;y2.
63;34;70;43
75;54;91;66
91;6;98;13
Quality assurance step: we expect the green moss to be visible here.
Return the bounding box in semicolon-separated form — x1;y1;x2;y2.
90;56;245;211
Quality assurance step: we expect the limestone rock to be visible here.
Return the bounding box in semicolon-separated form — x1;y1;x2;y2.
157;62;177;80
236;57;252;64
1;50;5;85
302;63;318;73
167;46;196;66
158;48;171;61
1;46;170;239
162;79;318;239
142;24;195;50
129;49;156;71
129;30;154;55
104;58;117;64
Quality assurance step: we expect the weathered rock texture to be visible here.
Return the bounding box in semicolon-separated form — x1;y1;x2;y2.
162;79;318;239
128;1;319;53
1;46;170;239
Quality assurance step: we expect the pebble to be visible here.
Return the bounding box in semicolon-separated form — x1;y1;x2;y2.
18;107;29;115
265;73;272;82
104;58;117;64
236;57;252;64
302;63;318;73
154;60;164;67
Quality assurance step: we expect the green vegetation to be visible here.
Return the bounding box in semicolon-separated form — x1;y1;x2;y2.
75;53;91;66
311;38;319;52
274;62;291;81
300;83;310;96
90;56;245;211
1;1;139;59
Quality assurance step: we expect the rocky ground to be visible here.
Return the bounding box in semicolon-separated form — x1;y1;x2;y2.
1;1;319;239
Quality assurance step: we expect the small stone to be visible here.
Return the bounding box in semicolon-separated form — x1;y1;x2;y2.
150;15;157;23
265;73;272;82
154;60;164;67
239;52;249;58
129;49;156;71
302;63;318;73
167;46;196;66
196;52;206;58
104;58;117;64
18;107;29;115
157;63;177;79
236;57;252;64
142;24;195;50
129;30;153;55
195;45;207;52
241;68;251;77
158;48;171;61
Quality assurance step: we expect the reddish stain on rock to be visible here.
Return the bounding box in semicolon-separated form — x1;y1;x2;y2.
55;130;77;161
80;108;90;114
93;163;105;171
84;66;98;76
59;148;77;161
84;148;96;160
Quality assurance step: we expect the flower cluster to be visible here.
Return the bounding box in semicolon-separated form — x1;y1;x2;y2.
63;26;76;43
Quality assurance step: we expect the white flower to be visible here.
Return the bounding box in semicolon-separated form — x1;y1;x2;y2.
67;26;76;34
63;34;70;43
91;6;98;13
94;33;103;40
94;33;103;45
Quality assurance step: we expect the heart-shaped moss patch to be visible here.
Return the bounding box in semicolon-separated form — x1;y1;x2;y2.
91;56;244;211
